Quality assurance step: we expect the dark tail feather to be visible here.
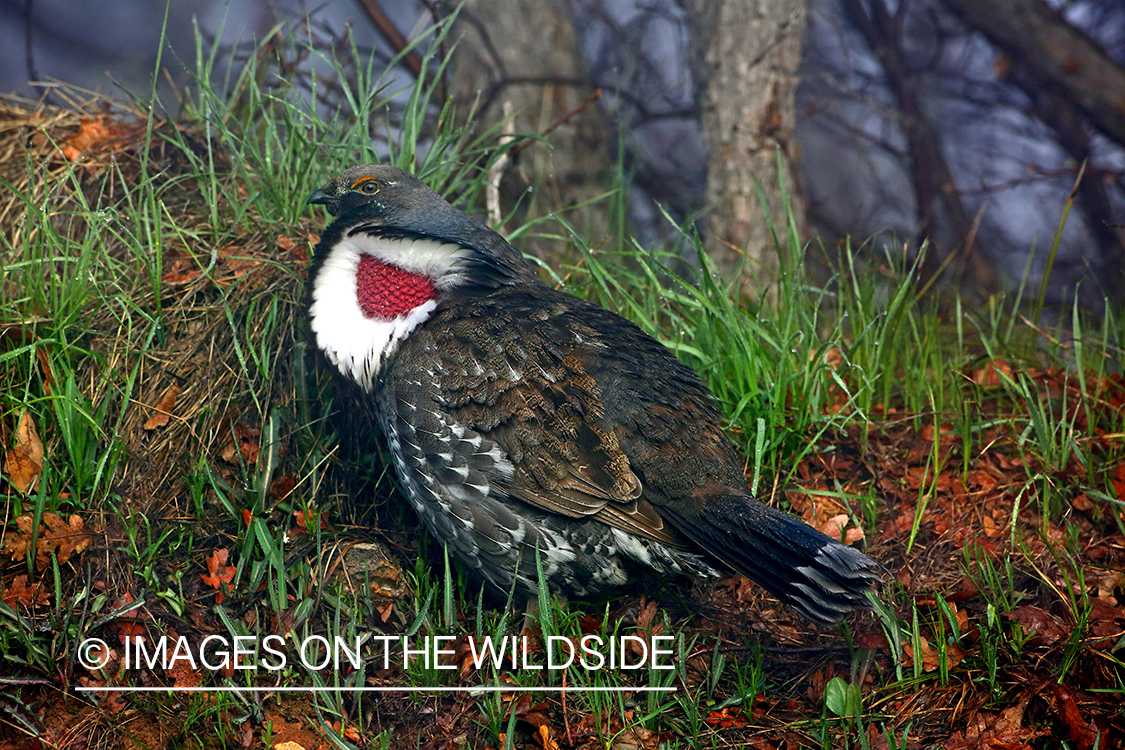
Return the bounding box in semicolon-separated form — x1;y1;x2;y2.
668;495;885;625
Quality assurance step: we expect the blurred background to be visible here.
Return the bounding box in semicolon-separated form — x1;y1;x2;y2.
3;0;1123;311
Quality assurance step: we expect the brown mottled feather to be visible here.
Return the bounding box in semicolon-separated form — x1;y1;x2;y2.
412;294;683;547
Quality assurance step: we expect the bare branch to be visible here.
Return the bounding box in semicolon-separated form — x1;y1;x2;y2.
941;0;1125;148
353;0;424;80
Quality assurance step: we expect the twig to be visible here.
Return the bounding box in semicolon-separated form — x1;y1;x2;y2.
561;669;573;746
510;88;603;158
23;0;35;85
353;0;423;79
487;101;516;229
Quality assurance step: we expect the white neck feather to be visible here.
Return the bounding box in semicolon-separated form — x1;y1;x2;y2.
309;234;464;391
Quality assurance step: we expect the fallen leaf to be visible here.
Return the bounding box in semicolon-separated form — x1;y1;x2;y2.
537;723;560;750
818;513;849;539
981;514;1003;538
239;720;253;750
1005;606;1068;646
705;706;748;728
967;468;999;492
609;726;659;750
143;385;181;430
167;657;201;689
3;513;94;569
60;118;110;161
1094;571;1125;605
108;592;147;645
1054;684;1096;750
292;506;332;536
3;409;44;494
946;577;980;603
635;598;657;631
945;697;1048;749
77;676;127;713
201;548;236;603
161;257;206;286
1;574;49;607
266;713;321;750
220;423;261;465
971;359;1013;387
902;636;963;672
817;513;866;545
810;345;844;369
270;474;297;500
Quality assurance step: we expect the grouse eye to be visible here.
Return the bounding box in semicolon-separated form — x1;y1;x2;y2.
357;180;381;195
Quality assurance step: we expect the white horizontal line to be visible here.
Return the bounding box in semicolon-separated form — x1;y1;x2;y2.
75;686;677;693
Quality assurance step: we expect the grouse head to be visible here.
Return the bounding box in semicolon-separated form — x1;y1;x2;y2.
306;165;536;390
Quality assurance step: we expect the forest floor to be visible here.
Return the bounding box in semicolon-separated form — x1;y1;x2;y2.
0;86;1123;750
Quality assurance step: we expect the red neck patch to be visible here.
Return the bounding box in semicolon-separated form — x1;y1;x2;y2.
355;254;437;319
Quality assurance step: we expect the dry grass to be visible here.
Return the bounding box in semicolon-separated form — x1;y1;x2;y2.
1;91;316;509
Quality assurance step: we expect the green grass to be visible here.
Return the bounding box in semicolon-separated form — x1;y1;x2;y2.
1;13;1124;749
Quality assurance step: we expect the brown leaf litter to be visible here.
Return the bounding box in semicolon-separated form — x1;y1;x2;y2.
2;409;44;493
3;513;94;570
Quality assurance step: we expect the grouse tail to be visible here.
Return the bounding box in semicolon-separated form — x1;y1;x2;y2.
669;494;884;625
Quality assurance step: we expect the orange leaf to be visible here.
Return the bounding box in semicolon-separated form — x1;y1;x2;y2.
202;548;236;603
536;723;560;750
202;548;236;586
107;591;147;644
705;707;748;728
143;385;181;430
61;118;112;161
902;637;961;671
3;513;93;570
971;358;1012;387
1;574;49;607
221;423;261;465
58;116;140;163
3;409;44;494
111;618;146;643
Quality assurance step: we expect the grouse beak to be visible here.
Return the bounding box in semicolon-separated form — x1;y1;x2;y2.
307;187;338;213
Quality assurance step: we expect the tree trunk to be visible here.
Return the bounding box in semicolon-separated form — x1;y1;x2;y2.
681;0;808;293
449;0;608;259
840;0;998;299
